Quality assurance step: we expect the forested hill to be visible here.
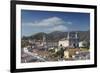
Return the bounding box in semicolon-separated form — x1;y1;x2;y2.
22;31;90;42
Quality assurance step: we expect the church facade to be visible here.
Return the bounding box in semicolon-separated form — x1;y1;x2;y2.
58;32;79;48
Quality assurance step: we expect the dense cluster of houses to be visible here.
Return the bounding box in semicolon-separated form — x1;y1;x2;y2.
21;32;90;62
26;32;86;49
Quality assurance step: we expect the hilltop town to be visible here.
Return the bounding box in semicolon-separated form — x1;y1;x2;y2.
21;31;90;63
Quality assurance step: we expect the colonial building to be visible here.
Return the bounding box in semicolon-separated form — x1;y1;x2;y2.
58;32;79;48
79;40;89;48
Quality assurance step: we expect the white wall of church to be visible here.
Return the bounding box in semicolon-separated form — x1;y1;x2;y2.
58;40;69;47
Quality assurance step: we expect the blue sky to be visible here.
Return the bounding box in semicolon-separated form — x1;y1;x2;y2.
21;10;90;36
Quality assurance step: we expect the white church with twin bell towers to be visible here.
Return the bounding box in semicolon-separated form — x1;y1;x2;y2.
58;32;79;48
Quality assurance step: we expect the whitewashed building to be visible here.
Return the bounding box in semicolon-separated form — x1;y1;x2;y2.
79;41;88;48
58;32;79;48
58;38;69;47
79;41;84;48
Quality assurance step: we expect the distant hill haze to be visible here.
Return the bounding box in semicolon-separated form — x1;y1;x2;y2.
22;31;90;42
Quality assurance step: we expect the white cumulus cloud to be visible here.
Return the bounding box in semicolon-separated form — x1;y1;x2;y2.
23;17;66;27
50;25;68;31
22;17;72;33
